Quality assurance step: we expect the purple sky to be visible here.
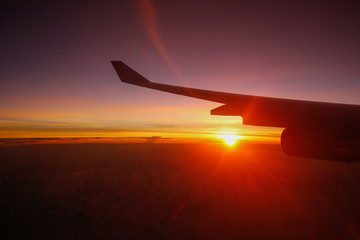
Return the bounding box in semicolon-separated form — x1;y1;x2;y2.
1;0;359;138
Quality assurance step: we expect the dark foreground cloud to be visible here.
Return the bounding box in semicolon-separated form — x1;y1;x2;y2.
1;143;360;239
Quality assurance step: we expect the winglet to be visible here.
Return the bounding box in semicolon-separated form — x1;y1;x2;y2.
111;61;151;86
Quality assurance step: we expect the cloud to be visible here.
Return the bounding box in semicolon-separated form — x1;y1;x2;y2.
144;136;169;143
0;136;175;145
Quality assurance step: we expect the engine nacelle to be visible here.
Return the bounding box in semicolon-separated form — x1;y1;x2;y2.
281;127;360;162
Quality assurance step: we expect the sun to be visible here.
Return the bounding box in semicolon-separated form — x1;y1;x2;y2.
216;133;243;146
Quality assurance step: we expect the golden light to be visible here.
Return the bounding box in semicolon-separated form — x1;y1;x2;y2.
216;133;243;146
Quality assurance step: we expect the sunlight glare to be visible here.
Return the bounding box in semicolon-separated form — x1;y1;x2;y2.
216;133;243;146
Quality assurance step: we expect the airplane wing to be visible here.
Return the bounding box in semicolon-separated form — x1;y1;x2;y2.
111;61;360;129
112;60;360;161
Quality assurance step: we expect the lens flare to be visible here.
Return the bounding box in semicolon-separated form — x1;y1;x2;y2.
138;0;184;82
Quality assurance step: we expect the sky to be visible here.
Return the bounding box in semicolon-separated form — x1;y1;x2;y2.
1;0;359;142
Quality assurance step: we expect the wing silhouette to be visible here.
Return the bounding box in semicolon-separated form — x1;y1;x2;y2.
112;61;360;162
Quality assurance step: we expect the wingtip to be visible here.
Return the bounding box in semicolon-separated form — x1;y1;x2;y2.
111;61;151;85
